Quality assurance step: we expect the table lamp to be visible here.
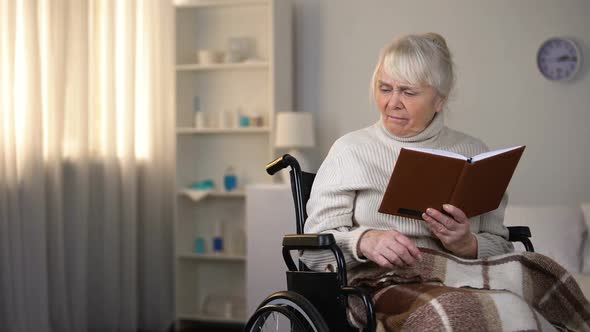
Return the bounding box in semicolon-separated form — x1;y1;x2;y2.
274;112;316;183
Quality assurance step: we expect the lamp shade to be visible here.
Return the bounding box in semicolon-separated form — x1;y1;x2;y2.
274;112;316;148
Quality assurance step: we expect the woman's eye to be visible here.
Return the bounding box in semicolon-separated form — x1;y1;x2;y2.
403;90;417;96
379;87;392;93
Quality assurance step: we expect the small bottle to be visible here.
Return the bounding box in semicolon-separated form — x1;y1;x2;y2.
237;107;250;127
194;236;206;254
193;96;203;129
224;167;237;192
239;115;250;127
212;221;224;254
251;112;263;127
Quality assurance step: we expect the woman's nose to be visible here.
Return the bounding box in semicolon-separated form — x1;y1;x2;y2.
387;91;402;109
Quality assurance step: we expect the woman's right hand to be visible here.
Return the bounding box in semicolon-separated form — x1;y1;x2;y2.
358;230;423;268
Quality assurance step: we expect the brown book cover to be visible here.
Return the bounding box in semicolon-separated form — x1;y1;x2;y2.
378;146;525;219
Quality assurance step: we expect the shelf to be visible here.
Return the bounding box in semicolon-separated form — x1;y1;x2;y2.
209;190;245;197
177;127;270;134
178;253;246;262
176;62;269;72
176;313;246;324
175;0;268;8
178;189;245;202
174;0;291;322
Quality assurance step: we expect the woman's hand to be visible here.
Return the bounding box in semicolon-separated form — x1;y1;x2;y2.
422;204;477;258
358;229;423;268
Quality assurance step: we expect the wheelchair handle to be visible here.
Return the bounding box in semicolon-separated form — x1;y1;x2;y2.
265;154;300;175
266;154;306;237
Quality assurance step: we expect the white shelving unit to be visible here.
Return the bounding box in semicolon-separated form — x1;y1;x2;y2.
176;62;269;71
176;127;271;134
173;0;292;325
178;253;246;262
175;0;270;8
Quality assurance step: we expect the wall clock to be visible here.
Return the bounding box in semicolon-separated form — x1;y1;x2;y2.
536;37;582;81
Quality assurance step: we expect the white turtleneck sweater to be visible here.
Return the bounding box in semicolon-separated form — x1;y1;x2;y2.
300;114;514;272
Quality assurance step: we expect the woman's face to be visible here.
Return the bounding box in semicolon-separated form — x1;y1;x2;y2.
375;68;445;137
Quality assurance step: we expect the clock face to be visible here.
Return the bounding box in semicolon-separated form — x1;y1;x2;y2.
537;38;581;81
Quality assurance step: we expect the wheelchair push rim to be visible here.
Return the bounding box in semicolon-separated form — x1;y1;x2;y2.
245;291;329;332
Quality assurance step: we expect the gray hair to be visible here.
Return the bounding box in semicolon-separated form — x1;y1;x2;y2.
371;32;455;99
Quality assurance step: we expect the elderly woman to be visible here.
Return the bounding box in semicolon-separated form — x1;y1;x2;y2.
301;33;589;331
302;33;512;271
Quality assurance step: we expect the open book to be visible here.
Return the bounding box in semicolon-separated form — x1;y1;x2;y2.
378;145;525;219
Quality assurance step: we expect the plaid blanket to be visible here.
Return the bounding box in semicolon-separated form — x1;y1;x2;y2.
347;248;590;331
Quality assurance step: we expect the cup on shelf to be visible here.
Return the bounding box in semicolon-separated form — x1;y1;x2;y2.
203;112;219;129
230;296;246;319
250;113;264;127
194;112;213;129
202;294;232;318
197;49;224;65
219;110;235;129
227;37;254;63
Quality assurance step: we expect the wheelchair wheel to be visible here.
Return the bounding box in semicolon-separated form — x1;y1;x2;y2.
245;291;329;332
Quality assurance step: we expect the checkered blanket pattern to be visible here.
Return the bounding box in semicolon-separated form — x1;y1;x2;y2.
347;248;590;331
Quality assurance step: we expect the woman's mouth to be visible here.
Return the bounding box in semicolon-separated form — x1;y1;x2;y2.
386;115;408;123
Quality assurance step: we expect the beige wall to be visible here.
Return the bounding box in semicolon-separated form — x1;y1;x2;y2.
293;0;590;205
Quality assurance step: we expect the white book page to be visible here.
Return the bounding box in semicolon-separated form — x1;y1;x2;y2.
403;147;467;160
471;145;524;162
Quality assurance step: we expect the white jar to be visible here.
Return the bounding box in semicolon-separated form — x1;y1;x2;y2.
194;111;204;129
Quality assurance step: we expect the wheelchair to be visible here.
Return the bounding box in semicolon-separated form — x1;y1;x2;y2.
244;154;534;332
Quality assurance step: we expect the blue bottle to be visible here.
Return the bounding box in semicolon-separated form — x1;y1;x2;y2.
224;167;237;192
239;115;250;127
194;237;206;254
212;221;224;254
212;236;224;253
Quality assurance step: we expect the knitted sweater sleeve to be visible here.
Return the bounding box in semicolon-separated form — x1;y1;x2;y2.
299;143;370;272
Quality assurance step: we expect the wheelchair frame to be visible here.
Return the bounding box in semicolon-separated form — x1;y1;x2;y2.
245;154;534;332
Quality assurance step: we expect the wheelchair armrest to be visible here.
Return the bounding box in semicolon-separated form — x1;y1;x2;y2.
507;226;535;252
282;233;348;287
508;226;531;238
282;233;336;250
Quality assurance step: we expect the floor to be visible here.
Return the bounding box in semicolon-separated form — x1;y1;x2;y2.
170;320;245;332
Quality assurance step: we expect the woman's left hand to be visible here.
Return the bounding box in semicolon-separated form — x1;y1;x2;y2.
422;204;477;258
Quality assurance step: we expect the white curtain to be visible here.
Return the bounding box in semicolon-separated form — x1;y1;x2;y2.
0;1;175;331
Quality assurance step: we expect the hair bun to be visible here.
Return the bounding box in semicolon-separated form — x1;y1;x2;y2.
422;32;448;50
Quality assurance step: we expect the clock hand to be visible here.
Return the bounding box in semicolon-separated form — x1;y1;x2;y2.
556;55;577;62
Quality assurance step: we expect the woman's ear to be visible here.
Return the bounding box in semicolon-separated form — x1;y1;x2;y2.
434;95;447;113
